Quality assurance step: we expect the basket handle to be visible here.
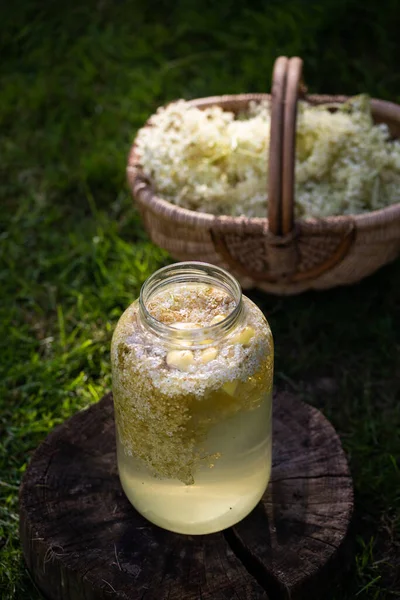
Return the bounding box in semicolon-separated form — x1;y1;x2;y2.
281;57;304;235
267;56;289;235
212;56;355;284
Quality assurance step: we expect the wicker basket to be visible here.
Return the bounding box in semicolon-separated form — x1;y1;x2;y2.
127;56;400;295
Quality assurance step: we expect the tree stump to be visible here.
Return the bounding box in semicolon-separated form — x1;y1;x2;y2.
19;392;353;600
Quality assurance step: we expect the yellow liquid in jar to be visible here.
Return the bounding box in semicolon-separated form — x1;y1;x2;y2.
112;279;273;534
117;390;272;534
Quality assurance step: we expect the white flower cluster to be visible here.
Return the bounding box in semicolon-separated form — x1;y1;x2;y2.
136;96;400;218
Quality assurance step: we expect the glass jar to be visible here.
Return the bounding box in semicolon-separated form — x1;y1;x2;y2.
111;262;273;534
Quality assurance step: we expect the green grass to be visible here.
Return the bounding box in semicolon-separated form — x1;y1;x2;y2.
1;0;400;597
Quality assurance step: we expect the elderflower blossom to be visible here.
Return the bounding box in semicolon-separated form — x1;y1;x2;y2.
136;96;400;218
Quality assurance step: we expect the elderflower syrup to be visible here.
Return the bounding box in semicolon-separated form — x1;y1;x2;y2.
111;262;273;534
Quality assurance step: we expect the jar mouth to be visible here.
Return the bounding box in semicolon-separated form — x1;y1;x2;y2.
139;261;243;342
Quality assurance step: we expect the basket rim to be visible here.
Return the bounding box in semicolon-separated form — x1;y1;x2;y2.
127;92;400;231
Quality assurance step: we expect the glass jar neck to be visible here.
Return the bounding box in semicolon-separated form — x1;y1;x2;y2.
139;262;243;343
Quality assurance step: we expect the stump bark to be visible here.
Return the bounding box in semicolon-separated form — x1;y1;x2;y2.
19;392;353;600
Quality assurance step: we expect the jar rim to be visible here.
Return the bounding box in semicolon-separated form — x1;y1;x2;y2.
139;261;243;342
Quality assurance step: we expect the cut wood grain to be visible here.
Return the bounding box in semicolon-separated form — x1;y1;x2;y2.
19;392;353;599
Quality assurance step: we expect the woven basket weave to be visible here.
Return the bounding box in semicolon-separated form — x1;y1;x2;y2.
127;56;400;295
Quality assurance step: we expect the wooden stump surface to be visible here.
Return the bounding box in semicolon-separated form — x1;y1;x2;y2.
19;392;353;600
